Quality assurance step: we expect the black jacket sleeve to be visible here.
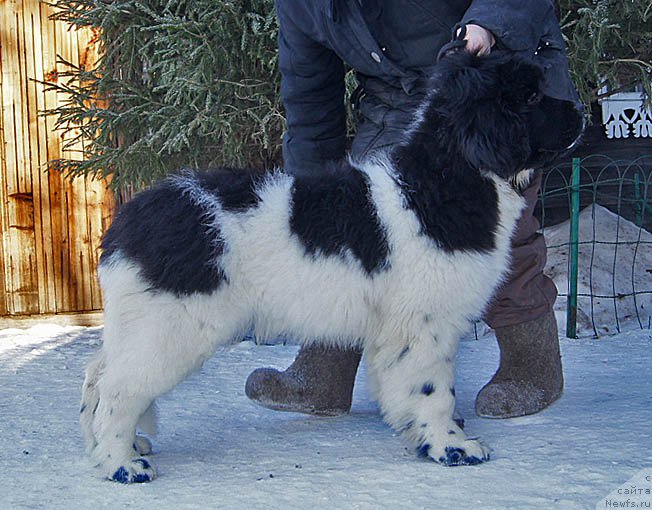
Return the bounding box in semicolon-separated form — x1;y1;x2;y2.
276;2;347;175
462;0;581;106
461;0;553;51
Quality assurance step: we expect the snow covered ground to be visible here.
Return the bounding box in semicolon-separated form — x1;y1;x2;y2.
1;204;651;509
1;322;650;509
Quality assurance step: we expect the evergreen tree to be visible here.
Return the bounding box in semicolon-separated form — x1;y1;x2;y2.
48;0;282;191
558;0;652;107
48;1;651;191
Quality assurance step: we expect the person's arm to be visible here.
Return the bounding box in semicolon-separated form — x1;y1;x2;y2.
461;0;581;106
461;0;554;52
276;3;346;174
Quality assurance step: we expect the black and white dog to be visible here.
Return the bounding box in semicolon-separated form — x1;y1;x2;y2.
81;51;583;483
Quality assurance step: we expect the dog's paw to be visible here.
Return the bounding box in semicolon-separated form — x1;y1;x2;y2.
132;435;153;456
109;458;156;483
417;438;491;466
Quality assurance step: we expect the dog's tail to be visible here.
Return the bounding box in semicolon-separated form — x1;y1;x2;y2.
80;351;105;454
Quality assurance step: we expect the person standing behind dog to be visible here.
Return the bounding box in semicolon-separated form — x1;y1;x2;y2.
246;0;582;419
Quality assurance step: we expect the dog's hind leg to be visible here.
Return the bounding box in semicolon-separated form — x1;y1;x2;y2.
90;373;157;483
81;352;154;458
87;282;242;483
367;329;490;466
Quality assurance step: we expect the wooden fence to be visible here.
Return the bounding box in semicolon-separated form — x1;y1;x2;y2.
0;0;114;316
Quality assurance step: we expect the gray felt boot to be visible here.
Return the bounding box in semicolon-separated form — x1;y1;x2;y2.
475;310;563;418
245;345;362;416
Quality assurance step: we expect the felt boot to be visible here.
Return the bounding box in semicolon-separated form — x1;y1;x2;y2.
245;345;362;416
475;310;563;418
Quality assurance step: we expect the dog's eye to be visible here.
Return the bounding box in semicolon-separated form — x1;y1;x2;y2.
527;92;542;106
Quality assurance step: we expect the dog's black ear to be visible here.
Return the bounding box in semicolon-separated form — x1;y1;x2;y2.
456;100;531;178
436;52;543;177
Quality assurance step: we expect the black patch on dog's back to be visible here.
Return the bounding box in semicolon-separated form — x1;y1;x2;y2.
101;179;225;295
195;168;262;212
290;162;389;274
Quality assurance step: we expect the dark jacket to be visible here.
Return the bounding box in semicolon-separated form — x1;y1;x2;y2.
276;0;579;173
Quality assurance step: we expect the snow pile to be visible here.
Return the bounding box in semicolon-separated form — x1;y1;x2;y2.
544;204;652;337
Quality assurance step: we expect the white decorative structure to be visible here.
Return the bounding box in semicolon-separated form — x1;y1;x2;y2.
600;92;652;139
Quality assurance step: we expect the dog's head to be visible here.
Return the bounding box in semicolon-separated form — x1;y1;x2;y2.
432;51;584;179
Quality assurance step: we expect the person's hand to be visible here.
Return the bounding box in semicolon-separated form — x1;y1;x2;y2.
457;24;495;56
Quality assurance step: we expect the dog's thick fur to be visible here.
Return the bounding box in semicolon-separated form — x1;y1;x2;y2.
81;52;583;483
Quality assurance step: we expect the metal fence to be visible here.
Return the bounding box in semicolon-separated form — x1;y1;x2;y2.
539;156;652;338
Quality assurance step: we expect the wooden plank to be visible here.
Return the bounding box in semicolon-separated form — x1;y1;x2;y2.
51;8;74;312
5;231;39;313
76;25;111;311
1;0;39;314
39;0;68;315
86;179;114;310
1;1;19;315
84;179;104;311
2;0;26;197
72;27;94;311
13;0;31;196
14;0;39;314
0;2;9;316
23;0;54;313
35;1;58;313
58;20;85;311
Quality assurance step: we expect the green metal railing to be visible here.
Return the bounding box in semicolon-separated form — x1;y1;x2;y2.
565;158;581;339
540;155;652;338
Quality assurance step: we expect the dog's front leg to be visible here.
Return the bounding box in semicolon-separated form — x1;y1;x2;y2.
368;331;491;466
